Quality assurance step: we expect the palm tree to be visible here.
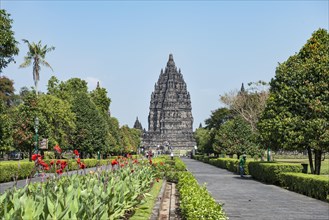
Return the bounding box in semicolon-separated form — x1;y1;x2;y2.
19;39;55;95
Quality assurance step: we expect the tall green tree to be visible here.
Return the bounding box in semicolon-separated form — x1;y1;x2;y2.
0;76;15;106
19;40;55;95
194;128;212;154
37;94;76;148
71;92;108;158
0;9;19;73
12;89;38;160
90;82;111;114
214;116;260;158
204;108;233;130
258;29;329;174
0;101;14;151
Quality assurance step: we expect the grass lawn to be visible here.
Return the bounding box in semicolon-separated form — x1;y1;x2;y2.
130;179;164;220
275;158;329;175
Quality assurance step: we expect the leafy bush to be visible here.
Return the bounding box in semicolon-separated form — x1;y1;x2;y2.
0;161;35;183
0;159;156;219
209;158;250;175
281;172;329;201
174;157;187;171
177;172;227;220
248;162;302;185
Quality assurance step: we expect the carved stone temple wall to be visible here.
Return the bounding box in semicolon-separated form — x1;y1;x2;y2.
142;54;196;150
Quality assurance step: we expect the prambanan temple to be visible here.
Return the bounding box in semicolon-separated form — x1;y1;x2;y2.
141;54;196;150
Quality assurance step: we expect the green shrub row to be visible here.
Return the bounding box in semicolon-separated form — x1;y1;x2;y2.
281;172;329;201
248;162;302;185
208;158;250;175
0;162;35;183
177;172;227;220
0;159;110;183
174;157;187;171
193;156;250;175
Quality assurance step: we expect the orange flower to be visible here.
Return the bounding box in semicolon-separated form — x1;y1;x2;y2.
54;144;62;153
111;159;118;166
76;158;81;164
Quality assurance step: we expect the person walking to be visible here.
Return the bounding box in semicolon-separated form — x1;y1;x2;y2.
239;154;246;177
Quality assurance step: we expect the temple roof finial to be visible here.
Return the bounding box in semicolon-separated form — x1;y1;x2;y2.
167;53;175;67
96;81;100;89
169;54;173;61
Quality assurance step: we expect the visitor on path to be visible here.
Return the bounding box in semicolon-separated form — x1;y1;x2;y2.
239;154;246;177
171;152;174;160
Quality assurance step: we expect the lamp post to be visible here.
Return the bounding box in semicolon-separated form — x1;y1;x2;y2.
34;117;39;154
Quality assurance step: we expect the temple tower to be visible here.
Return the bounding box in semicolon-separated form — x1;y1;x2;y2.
142;54;196;150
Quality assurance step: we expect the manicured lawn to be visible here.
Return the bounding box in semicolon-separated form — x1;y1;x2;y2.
130;179;164;220
276;159;329;175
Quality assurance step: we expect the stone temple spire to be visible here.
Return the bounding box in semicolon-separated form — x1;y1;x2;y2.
142;54;196;150
167;53;175;67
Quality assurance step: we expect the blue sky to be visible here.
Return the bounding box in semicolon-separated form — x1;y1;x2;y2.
1;1;328;129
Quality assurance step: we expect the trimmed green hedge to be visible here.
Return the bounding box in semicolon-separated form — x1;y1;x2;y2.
208;158;250;175
281;172;329;201
0;159;110;183
177;172;227;220
0;162;35;183
248;162;302;185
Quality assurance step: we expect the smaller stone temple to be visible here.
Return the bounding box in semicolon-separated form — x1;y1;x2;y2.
142;54;196;150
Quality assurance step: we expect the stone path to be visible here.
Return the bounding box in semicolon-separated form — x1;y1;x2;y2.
182;158;329;220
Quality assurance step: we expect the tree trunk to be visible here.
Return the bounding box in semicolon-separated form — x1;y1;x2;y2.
307;147;314;174
314;149;322;175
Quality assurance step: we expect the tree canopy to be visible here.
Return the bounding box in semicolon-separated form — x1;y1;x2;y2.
0;9;19;73
258;28;329;174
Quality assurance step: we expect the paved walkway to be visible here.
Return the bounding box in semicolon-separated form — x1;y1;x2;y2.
182;158;329;220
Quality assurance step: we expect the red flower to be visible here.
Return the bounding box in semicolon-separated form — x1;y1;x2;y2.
50;160;54;165
76;158;81;164
44;166;50;170
56;169;63;174
73;149;79;156
31;154;41;161
127;154;132;158
79;163;86;169
56;160;61;165
60;160;67;169
39;160;48;168
54;144;62;153
111;159;118;166
133;159;138;164
120;164;125;168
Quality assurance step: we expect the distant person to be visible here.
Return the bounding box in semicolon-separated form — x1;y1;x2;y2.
171;152;174;160
239;155;246;177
